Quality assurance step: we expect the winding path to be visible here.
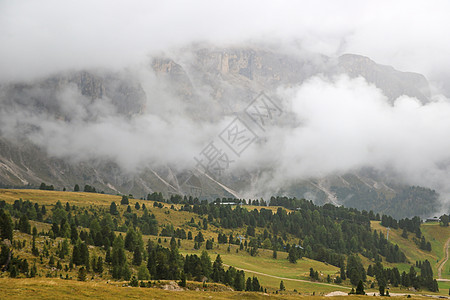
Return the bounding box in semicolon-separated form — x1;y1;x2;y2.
437;236;450;281
223;263;351;290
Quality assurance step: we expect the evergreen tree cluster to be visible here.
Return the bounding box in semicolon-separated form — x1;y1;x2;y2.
83;185;97;193
0;242;38;278
147;192;164;202
39;183;55;191
0;209;14;241
381;215;432;252
145;240;257;291
173;197;407;266
439;214;449;226
367;260;438;292
1;199;46;223
72;239;89;267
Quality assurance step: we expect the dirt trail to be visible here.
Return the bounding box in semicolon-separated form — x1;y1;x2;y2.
437;236;450;281
222;263;350;290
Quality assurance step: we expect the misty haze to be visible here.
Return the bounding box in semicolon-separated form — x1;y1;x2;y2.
0;1;449;298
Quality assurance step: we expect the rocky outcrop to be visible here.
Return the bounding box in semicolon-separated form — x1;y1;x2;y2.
338;54;430;103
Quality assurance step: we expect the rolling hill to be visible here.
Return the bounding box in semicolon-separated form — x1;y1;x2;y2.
0;189;449;298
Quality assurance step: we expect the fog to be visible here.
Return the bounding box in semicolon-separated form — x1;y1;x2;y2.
1;1;450;211
1;0;450;92
239;76;450;206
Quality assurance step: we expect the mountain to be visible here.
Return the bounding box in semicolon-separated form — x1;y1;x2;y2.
0;46;439;218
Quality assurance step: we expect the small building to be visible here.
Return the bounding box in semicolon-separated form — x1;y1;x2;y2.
237;235;246;243
425;217;439;223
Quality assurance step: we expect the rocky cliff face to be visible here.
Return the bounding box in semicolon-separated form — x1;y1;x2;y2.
1;70;146;121
0;46;438;217
338;54;430;103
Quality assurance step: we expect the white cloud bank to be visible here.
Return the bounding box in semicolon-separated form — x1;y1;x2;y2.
1;0;450;93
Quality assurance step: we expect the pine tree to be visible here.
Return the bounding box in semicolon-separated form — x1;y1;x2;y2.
367;265;373;276
233;270;245;291
105;248;111;263
129;275;139;287
346;255;366;286
252;276;260;292
9;265;18;278
280;280;285;291
246;277;252;291
124;228;138;252
30;263;37;277
49;255;55;266
212;255;224;283
70;223;78;244
96;257;103;273
122;263;131;281
109;202;118;215
78;267;87;281
179;271;187;287
288;247;297;263
0;209;13;241
138;263;150;280
18;214;31;234
355;280;365;295
379;285;385;296
133;247;142;266
121;195;129;205
206;239;213;250
59;239;69;259
340;264;346;280
112;235;127;279
200;250;212;278
401;228;408;238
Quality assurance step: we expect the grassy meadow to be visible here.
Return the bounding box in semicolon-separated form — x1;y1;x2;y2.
0;189;449;298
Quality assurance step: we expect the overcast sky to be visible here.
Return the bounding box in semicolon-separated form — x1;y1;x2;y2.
1;0;450;92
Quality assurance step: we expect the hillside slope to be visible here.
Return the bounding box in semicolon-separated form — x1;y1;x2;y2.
371;221;450;280
0;189;448;297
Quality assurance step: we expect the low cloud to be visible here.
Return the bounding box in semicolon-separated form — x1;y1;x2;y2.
1;66;449;211
237;75;450;209
1;0;450;94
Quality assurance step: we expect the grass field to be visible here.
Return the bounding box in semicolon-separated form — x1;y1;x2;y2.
0;189;299;244
0;189;120;207
0;278;435;299
422;223;450;280
438;281;450;293
179;245;346;293
371;221;450;279
1;189;449;298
